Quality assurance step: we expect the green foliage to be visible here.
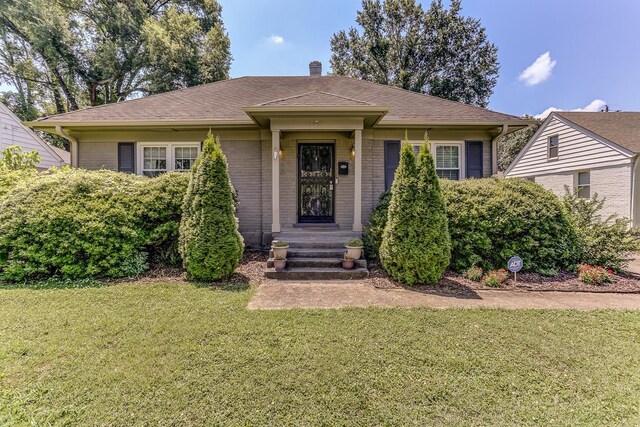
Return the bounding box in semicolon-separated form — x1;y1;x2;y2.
496;117;541;172
0;169;189;281
563;189;640;271
179;132;243;281
330;0;499;107
0;0;231;118
363;190;391;259
0;169;33;198
481;269;509;287
442;178;577;274
379;141;451;285
345;238;363;247
271;241;289;248
367;178;577;275
463;265;483;282
0;145;40;171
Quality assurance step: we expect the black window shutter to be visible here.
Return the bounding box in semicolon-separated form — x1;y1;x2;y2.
118;142;135;173
384;141;400;190
465;141;483;178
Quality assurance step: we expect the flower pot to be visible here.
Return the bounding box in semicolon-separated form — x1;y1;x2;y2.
273;259;287;271
342;259;355;270
345;246;363;259
271;245;289;259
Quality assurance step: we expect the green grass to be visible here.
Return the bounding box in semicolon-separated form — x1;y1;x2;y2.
1;282;640;426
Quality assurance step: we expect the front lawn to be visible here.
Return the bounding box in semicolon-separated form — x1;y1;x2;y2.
1;282;640;425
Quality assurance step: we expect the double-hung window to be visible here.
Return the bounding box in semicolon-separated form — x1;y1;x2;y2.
548;135;559;159
139;143;200;177
576;171;590;198
435;145;461;180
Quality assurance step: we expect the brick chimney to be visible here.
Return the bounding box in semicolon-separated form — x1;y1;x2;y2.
309;61;322;77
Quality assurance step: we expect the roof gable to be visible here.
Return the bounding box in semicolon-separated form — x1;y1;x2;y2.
256;91;375;107
555;112;640;153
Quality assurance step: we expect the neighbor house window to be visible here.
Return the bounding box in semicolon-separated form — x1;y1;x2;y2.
139;143;200;177
142;146;167;177
435;145;460;180
577;171;590;198
548;135;559;159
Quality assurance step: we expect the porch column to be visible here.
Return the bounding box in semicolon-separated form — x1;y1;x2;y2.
353;129;363;232
271;130;281;233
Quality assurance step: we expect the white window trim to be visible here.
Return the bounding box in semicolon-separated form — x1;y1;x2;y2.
547;134;559;160
407;140;466;179
137;142;201;176
574;170;591;198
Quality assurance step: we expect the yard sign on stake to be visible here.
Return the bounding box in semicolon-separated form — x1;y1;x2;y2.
508;256;523;283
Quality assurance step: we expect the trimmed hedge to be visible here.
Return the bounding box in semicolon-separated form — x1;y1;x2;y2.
179;133;244;281
367;178;578;275
0;169;189;281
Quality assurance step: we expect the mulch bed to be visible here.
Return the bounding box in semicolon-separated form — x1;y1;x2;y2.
132;252;640;294
366;261;640;294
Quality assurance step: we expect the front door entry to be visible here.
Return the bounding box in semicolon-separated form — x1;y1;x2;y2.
298;143;335;223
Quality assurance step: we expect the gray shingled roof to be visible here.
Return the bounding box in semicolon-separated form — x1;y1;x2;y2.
555;112;640;153
34;75;524;125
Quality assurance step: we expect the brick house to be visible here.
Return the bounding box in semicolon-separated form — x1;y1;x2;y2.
505;111;640;225
27;62;527;248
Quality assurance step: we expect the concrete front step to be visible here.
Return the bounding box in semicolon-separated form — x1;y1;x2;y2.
285;248;346;258
267;257;367;269
264;267;369;280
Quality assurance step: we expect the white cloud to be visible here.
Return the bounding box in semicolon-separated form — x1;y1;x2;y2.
267;35;284;45
534;99;607;119
519;52;557;86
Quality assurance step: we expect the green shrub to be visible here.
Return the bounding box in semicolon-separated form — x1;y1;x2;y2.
367;178;577;275
1;145;40;171
481;269;509;287
135;172;190;267
345;238;363;247
441;178;577;275
0;169;189;282
0;169;34;199
271;240;289;248
379;142;451;285
463;265;484;282
363;190;391;258
563;189;640;271
179;132;244;281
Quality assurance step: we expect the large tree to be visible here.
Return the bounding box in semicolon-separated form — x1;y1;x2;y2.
330;0;499;107
0;0;231;119
496;116;541;172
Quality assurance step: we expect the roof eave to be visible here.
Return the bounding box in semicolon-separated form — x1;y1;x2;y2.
26;119;259;130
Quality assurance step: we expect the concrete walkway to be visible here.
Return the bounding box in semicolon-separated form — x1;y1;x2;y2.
248;280;640;310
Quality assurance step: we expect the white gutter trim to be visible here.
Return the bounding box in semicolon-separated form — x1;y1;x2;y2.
631;155;640;226
54;125;79;167
491;124;509;175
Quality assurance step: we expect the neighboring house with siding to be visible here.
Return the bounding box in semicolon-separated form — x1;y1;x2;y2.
505;111;640;225
27;62;528;247
0;102;69;169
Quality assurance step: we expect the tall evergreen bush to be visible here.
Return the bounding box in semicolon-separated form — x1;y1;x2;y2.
179;132;243;281
379;140;451;285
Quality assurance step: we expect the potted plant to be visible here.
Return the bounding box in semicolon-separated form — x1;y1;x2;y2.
342;253;355;270
345;238;364;259
273;254;287;271
271;240;289;259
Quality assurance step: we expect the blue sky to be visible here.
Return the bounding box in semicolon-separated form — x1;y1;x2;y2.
219;0;640;117
2;0;638;118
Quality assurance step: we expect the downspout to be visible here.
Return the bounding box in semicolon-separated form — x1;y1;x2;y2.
630;155;640;226
54;125;78;167
491;124;509;176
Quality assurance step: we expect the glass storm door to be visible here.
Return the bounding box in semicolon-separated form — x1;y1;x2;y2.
298;143;335;223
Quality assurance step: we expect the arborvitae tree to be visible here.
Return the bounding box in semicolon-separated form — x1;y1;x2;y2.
179;131;243;281
379;137;451;285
